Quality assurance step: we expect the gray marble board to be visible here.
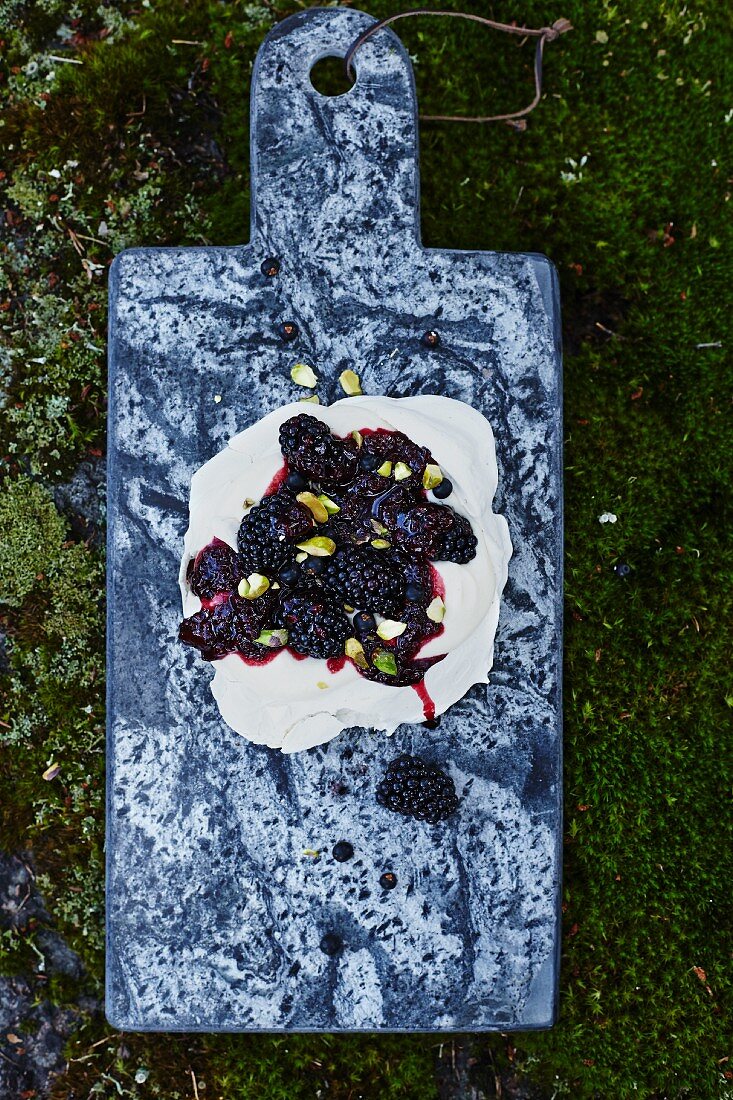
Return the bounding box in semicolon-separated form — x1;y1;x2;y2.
106;6;563;1032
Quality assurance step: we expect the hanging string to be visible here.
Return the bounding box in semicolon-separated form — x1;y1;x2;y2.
344;10;572;125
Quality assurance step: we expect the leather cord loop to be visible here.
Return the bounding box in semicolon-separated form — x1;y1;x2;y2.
344;11;572;124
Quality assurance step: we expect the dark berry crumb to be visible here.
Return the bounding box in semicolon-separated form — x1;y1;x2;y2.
431;478;453;499
332;841;354;862
319;932;342;956
353;611;377;636
277;321;299;341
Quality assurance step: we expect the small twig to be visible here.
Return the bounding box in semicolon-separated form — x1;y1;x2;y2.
16;885;32;912
126;95;147;120
48;54;83;64
696;341;722;348
74;232;112;247
171;39;204;45
190;1068;200;1100
595;321;619;337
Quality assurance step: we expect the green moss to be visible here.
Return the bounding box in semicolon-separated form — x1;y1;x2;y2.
0;477;67;606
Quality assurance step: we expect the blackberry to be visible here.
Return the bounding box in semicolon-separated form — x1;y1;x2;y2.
434;513;478;564
237;491;313;573
279;589;350;659
322;546;405;618
391;504;453;558
179;592;276;661
190;539;243;600
360;430;431;479
376;754;459;824
279;414;358;486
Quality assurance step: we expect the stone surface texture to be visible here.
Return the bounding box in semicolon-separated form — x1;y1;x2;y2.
106;7;563;1032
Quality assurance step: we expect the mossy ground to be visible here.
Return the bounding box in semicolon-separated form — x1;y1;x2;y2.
0;1;731;1097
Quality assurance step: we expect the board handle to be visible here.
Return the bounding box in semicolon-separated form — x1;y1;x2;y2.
250;8;420;252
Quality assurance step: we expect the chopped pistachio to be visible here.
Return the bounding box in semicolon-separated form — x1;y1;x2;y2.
371;538;391;550
426;595;446;623
243;496;257;509
240;572;270;600
345;637;369;669
255;628;288;648
377;619;407;640
344;604;355;613
296;535;337;557
295;551;308;563
423;463;444;490
394;461;412;481
271;582;281;590
338;368;362;396
296;491;329;522
377;460;392;477
299;394;320;404
370;518;388;535
303;849;320;858
352;430;363;448
290;362;318;388
317;493;340;515
316;681;328;689
373;650;398;676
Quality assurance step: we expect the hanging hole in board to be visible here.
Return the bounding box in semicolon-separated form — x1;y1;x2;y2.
309;55;356;98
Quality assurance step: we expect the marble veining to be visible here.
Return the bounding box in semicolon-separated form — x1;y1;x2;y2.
106;6;563;1031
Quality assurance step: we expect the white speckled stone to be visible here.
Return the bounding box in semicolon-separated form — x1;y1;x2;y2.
106;6;563;1032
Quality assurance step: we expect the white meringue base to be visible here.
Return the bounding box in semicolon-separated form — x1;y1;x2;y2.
179;395;512;752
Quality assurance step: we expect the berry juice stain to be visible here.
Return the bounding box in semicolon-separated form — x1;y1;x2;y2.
237;647;281;667
199;591;230;611
429;563;445;600
326;655;347;674
412;678;436;721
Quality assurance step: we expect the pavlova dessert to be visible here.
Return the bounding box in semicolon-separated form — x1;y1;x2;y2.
178;395;511;754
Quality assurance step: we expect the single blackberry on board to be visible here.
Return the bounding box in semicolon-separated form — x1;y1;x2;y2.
322;546;405;618
237;491;313;573
434;512;478;564
190;539;243;600
278;589;350;659
279;414;358;486
376;754;459;824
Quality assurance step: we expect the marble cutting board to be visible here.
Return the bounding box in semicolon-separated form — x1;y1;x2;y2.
106;6;563;1031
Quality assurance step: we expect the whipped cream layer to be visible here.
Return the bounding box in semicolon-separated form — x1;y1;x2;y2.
179;395;512;752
